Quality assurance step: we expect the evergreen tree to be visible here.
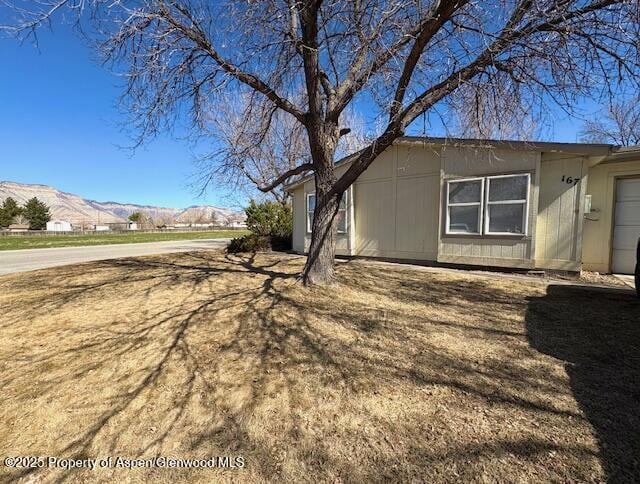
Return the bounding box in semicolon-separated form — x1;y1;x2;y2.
0;197;23;227
22;197;51;230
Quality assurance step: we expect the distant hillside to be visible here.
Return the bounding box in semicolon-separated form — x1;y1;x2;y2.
0;182;124;225
177;205;241;224
88;200;184;224
0;181;245;226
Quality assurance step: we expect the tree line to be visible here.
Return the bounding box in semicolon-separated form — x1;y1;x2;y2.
0;197;51;230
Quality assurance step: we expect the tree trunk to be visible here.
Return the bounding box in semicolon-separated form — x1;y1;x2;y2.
302;124;341;286
302;183;341;285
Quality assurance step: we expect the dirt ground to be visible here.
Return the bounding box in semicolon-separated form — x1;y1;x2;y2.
0;251;638;483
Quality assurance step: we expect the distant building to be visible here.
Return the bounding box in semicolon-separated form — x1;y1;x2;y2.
46;220;73;232
173;222;217;228
93;225;110;232
7;224;29;233
103;222;138;231
227;220;247;228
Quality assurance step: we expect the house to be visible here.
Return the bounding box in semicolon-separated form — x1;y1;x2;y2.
103;222;138;231
7;224;30;233
93;225;110;232
286;137;640;275
46;220;73;232
227;220;248;229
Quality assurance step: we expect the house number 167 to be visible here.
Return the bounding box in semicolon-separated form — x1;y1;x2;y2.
561;175;580;185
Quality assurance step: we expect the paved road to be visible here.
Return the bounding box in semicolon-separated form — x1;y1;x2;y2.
0;238;231;276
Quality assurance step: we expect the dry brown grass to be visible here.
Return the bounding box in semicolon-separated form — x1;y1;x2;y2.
0;251;638;483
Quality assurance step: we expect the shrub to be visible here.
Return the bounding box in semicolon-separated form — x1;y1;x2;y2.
245;200;292;239
227;200;293;253
23;197;51;230
227;234;272;253
0;197;23;228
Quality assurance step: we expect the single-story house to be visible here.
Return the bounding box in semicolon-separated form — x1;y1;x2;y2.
227;220;248;229
286;137;640;275
6;224;30;233
46;220;73;232
103;222;138;231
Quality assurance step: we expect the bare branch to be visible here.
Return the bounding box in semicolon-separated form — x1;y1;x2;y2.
581;95;640;146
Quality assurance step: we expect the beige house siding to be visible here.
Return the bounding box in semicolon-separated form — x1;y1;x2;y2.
438;147;539;268
354;144;440;260
292;187;306;253
289;139;637;273
582;158;640;273
534;154;587;271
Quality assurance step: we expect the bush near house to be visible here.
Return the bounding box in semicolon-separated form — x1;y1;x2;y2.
227;200;292;253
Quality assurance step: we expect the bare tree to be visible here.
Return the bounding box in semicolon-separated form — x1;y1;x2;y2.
129;211;155;229
195;92;368;205
580;96;640;146
3;0;639;284
447;82;541;140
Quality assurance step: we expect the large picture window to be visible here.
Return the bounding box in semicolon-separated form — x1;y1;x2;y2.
485;174;530;235
306;192;347;233
445;173;530;236
446;178;483;234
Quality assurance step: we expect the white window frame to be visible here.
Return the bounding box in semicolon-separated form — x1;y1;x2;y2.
445;177;484;236
484;173;530;236
306;193;315;233
306;191;348;234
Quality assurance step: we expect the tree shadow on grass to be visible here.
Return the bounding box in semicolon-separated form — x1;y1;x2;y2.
525;285;640;482
0;253;628;481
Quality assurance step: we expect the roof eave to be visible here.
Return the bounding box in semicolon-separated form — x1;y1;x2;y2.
285;136;620;191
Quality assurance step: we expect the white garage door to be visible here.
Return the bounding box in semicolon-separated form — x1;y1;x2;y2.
612;178;640;274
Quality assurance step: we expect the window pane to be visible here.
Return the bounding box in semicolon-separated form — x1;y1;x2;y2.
336;209;347;233
307;194;316;211
307;212;313;231
488;176;528;201
449;206;479;233
488;204;525;233
338;193;347;209
449;180;482;203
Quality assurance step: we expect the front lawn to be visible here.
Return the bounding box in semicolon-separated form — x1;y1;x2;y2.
0;230;246;251
0;253;637;482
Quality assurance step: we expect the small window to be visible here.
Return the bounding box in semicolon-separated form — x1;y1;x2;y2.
485;174;529;235
446;178;483;234
306;192;348;233
306;193;315;233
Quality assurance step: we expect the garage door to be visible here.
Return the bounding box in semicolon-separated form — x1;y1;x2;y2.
612;178;640;274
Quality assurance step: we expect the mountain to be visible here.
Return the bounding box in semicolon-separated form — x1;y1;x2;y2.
177;205;241;224
0;181;245;226
88;200;184;224
0;182;124;225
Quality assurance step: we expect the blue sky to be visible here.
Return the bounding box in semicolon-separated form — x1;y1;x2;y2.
0;24;230;208
0;20;596;209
